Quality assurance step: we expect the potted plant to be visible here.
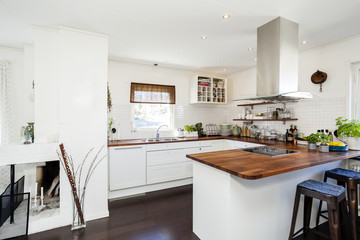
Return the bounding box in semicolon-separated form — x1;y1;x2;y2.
184;125;198;137
335;117;360;150
317;133;331;152
304;133;320;150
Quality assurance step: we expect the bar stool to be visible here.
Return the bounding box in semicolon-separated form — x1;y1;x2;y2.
316;168;360;240
289;179;349;240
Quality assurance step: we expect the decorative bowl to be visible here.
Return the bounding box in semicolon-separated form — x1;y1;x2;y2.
329;145;348;152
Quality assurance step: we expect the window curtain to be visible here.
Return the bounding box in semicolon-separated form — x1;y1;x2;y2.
130;83;175;104
0;61;13;145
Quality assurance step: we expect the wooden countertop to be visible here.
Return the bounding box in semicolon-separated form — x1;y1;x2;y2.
108;136;360;180
108;136;278;147
186;141;360;180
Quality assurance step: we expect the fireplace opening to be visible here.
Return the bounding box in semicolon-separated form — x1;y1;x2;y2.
31;161;60;214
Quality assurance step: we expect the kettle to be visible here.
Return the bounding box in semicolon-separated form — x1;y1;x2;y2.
232;125;241;137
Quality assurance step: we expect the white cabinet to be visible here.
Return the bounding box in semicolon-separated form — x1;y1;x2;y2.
146;146;190;184
147;149;188;166
147;162;192;184
190;76;227;104
108;139;262;194
109;146;146;190
225;140;263;149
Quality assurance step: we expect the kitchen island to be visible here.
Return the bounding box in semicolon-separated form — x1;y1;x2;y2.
186;142;360;240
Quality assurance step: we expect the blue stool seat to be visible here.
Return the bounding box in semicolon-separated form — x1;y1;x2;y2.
326;167;360;179
298;179;345;197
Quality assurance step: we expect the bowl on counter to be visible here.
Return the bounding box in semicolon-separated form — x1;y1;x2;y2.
219;124;231;130
329;145;348;152
219;129;232;136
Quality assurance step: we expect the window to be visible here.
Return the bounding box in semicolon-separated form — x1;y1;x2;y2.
130;83;175;131
351;62;360;120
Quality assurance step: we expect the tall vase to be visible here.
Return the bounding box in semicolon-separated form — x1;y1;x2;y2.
71;192;86;230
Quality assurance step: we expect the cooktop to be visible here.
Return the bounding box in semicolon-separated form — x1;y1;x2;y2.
242;146;298;157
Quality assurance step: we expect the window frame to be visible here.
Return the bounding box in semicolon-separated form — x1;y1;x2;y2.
131;103;175;132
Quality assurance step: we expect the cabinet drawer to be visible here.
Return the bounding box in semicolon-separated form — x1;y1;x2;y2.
226;140;263;149
186;141;213;148
147;162;192;184
186;146;213;154
146;142;187;151
147;149;188;166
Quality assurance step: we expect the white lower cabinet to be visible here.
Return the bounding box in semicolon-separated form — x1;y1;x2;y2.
109;145;146;190
147;162;192;184
109;139;261;194
146;147;190;184
225;140;263;149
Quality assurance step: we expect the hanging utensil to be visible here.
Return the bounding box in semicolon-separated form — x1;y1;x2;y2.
311;70;327;92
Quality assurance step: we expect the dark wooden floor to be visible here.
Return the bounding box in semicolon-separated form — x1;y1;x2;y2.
23;185;345;240
25;185;199;240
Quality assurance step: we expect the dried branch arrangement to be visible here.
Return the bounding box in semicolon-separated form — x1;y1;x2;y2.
58;143;106;227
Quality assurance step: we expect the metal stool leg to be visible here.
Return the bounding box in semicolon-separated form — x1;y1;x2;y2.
303;195;313;237
289;189;301;240
327;198;341;240
347;180;358;240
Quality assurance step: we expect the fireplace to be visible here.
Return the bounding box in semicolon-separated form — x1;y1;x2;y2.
0;160;60;239
31;161;60;214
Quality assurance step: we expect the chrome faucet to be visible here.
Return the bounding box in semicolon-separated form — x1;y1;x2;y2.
156;125;168;141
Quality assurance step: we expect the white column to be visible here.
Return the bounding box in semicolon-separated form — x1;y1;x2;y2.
32;25;109;233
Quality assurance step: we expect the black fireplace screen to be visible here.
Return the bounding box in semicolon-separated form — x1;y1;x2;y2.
0;192;30;239
0;176;25;227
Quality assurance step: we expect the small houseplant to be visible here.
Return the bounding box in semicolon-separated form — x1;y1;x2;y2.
317;133;331;152
184;125;198;137
304;133;320;150
336;117;360;150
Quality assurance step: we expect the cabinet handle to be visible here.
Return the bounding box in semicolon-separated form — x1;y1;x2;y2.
114;147;143;150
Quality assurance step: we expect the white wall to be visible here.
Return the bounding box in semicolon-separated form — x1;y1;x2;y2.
0;46;34;143
226;34;360;135
108;61;229;139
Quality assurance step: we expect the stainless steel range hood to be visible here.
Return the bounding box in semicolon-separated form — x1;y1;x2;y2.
235;17;312;102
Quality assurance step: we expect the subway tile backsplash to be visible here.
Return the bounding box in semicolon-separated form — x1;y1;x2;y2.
110;97;346;140
229;97;346;136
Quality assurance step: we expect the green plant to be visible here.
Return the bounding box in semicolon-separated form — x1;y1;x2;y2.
107;83;112;113
336;117;360;137
304;133;320;143
184;125;197;133
317;133;331;145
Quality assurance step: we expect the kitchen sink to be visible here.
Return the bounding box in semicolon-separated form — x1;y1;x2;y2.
142;138;181;142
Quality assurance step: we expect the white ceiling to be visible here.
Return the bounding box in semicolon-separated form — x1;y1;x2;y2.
1;0;360;74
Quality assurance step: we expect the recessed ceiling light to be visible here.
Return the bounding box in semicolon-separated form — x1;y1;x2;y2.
201;35;207;40
220;59;225;62
222;14;230;20
223;69;226;72
254;58;257;61
248;48;254;51
301;40;308;45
